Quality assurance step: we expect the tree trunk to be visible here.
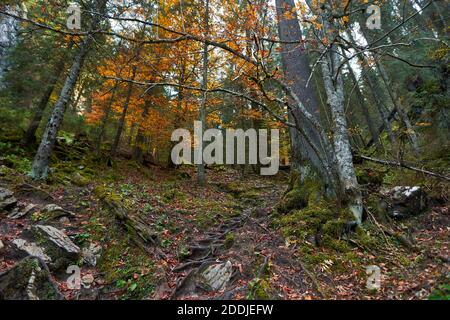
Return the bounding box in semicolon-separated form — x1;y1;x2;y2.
345;58;379;147
30;0;107;180
96;82;118;156
197;0;209;187
344;31;397;147
376;61;420;155
321;45;363;224
133;100;151;163
110;66;137;159
275;0;335;192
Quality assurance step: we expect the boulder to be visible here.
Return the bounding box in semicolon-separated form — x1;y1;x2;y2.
381;186;428;219
8;203;39;219
0;240;4;251
32;225;80;268
0;187;17;211
0;256;63;300
12;239;51;262
201;261;233;291
14;183;54;201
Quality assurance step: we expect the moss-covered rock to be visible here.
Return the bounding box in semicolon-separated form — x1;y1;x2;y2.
32;225;81;270
0;256;63;300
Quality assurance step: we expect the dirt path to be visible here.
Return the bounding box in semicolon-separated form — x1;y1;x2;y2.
164;182;316;300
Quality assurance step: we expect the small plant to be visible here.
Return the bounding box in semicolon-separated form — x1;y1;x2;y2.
429;284;450;300
143;203;154;214
73;233;91;246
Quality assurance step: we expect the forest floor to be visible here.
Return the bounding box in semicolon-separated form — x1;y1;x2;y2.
0;138;449;300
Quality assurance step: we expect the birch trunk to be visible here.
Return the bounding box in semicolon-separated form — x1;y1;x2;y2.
321;48;363;223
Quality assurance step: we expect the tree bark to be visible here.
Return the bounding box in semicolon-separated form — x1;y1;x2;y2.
275;0;335;192
321;45;363;223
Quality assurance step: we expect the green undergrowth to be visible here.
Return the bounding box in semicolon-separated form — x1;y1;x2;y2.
85;191;156;299
95;220;156;299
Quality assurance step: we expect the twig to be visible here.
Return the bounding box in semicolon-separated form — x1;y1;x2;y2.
359;155;450;181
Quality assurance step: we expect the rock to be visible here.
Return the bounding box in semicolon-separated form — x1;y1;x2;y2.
82;243;102;267
201;261;233;291
32;225;80;268
0;188;14;201
14;183;54;201
12;239;51;263
82;274;95;288
8;203;38;219
0;256;63;300
59;217;70;224
71;172;90;187
381;186;428;219
0;240;4;251
41;204;75;220
0;187;17;211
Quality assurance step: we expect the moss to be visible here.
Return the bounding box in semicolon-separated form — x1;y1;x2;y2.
356;166;386;185
275;200;336;241
71;172;90;187
0;153;32;173
353;226;377;248
176;171;191;180
247;278;272;300
224;232;235;249
276;175;322;214
163;188;186;202
0;257;62;300
97;231;155;299
224;181;245;195
93;185;123;204
299;245;331;265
